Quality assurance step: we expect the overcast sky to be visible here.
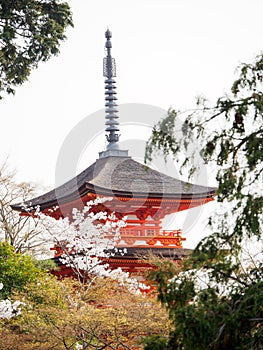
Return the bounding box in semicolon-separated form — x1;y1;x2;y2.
1;0;262;247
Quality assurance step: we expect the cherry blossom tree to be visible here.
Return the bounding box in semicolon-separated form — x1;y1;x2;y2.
36;198;146;292
0;283;23;320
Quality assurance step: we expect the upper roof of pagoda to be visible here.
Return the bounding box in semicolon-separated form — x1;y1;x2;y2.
11;154;215;212
11;30;216;213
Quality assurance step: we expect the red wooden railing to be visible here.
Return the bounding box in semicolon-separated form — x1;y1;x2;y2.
118;227;185;248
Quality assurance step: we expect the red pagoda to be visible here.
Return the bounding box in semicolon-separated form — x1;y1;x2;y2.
12;30;215;275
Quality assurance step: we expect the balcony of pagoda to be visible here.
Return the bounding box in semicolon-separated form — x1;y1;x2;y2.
117;227;186;248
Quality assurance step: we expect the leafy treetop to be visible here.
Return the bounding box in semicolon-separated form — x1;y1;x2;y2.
0;0;73;98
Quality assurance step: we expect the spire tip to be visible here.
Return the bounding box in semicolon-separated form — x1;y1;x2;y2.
100;30;129;159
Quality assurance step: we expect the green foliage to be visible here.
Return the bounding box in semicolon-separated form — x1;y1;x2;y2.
145;109;180;162
145;256;263;350
146;53;263;247
146;256;181;301
142;335;169;350
32;257;58;272
144;54;263;349
0;241;43;298
0;0;73;98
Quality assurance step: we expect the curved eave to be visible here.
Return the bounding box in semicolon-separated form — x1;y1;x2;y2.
11;181;216;213
10;182;88;212
84;183;216;200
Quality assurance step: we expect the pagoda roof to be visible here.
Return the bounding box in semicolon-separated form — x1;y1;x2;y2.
52;247;192;266
11;155;216;212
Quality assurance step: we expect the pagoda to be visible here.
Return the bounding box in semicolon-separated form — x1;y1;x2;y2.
12;30;215;275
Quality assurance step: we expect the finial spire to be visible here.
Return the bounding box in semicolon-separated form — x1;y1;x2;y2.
103;29;119;147
99;29;129;159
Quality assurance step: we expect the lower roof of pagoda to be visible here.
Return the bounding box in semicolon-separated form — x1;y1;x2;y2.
52;247;192;268
11;155;216;212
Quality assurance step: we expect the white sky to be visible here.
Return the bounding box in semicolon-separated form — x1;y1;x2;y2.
1;0;262;247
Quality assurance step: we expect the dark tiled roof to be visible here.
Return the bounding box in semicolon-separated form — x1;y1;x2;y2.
52;247;192;267
11;155;216;211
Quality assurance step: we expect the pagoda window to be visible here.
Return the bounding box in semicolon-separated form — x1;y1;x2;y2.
146;229;155;236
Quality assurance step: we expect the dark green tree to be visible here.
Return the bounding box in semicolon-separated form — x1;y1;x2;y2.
144;54;263;349
0;0;72;98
